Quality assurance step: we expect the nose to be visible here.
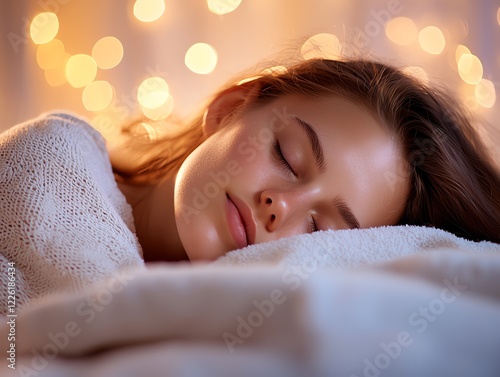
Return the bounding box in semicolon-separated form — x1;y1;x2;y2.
259;189;297;232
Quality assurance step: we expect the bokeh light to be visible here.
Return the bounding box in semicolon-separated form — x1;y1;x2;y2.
185;43;218;74
30;12;59;44
458;53;483;84
401;66;429;84
133;0;165;22
207;0;242;15
129;122;160;142
82;81;115;112
301;33;342;60
36;39;65;69
455;44;471;65
137;77;170;109
91;114;118;139
44;53;70;87
385;17;418;46
92;36;124;69
261;66;287;75
141;94;174;120
418;26;446;54
65;54;98;88
475;79;496;108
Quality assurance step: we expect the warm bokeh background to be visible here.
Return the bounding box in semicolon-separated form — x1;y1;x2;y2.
1;0;499;161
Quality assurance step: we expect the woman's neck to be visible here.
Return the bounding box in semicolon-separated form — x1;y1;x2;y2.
117;177;188;262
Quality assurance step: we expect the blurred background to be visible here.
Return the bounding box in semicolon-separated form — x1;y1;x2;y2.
0;0;499;161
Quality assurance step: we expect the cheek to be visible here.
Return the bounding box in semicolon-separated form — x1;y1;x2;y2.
174;128;256;260
175;128;241;195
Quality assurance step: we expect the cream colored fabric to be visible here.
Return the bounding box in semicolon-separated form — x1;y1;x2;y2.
214;225;499;268
1;250;500;377
0;112;144;314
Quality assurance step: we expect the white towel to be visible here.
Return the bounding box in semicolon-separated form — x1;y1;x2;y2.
3;250;500;377
214;225;500;268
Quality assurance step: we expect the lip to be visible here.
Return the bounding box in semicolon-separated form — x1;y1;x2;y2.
225;193;256;248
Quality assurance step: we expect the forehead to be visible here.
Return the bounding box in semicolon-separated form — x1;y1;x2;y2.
264;93;396;150
261;94;408;227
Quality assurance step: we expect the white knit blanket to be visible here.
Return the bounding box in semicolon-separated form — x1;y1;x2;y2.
2;251;500;377
0;112;144;314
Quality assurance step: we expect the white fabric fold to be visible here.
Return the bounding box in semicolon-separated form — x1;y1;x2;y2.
215;225;499;268
2;249;500;377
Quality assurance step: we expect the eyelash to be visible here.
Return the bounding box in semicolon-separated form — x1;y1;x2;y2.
273;140;316;231
272;140;295;176
308;216;318;233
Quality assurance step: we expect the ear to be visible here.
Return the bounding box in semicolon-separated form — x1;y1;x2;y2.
202;79;261;137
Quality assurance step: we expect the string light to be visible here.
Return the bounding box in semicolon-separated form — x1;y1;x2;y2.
30;12;59;44
90;114;118;139
141;95;174;120
418;26;446;54
92;36;124;69
82;81;115;111
65;54;98;88
137;77;170;109
129;122;160;142
36;39;65;69
28;3;498;130
455;44;471;64
458;53;483;84
402;66;429;84
44;53;70;87
261;66;287;75
133;0;165;22
185;43;218;74
207;0;242;15
475;79;496;108
301;33;342;60
385;17;418;46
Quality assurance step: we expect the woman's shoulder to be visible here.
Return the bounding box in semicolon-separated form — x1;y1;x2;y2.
0;110;115;208
0;111;106;158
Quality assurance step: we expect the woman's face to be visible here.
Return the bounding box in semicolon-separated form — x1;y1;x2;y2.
174;93;409;261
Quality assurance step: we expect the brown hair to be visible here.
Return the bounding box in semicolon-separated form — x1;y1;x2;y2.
112;58;500;243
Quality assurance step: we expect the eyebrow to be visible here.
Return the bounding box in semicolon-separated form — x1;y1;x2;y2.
332;196;360;229
292;116;326;173
291;117;360;230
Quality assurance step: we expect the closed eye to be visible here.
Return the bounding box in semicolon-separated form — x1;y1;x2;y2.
273;140;296;176
308;216;318;233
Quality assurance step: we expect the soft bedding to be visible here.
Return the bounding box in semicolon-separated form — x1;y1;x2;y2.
1;113;500;376
1;233;500;377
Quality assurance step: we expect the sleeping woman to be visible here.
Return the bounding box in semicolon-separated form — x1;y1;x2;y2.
114;58;500;262
1;58;499;312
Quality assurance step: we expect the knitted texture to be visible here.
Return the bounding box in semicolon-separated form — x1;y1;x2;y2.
0;112;144;314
